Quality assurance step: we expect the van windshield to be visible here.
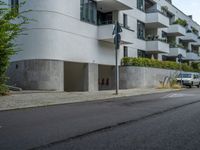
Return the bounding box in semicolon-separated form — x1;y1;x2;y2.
178;74;192;78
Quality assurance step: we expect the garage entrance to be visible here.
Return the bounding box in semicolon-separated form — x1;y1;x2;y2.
98;65;115;91
64;62;88;92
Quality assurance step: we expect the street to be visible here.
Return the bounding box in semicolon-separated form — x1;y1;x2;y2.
1;89;200;150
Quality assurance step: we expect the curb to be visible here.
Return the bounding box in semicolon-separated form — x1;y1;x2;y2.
0;89;183;112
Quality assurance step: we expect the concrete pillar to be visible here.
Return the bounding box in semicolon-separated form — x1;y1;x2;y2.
158;54;163;61
87;63;98;92
188;43;192;51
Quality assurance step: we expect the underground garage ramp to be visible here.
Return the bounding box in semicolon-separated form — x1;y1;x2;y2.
64;62;88;92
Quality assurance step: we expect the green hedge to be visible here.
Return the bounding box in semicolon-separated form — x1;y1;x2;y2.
121;57;199;72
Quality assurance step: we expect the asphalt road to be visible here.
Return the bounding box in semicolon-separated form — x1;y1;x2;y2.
1;89;200;150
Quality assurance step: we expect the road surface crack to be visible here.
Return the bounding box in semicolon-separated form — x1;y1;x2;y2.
28;99;200;150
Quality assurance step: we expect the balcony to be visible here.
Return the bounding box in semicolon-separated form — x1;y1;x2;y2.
98;24;134;44
180;32;198;43
146;11;169;28
167;24;186;36
168;47;187;57
191;39;200;47
95;0;133;13
146;40;169;53
184;52;200;61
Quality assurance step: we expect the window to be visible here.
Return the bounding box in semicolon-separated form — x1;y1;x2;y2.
11;0;19;13
137;21;145;40
178;74;192;79
138;49;146;58
80;0;97;25
137;0;144;11
124;46;128;57
11;0;19;8
97;12;113;25
162;31;167;38
123;14;128;28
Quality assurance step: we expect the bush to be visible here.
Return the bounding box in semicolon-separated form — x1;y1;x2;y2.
0;84;8;96
173;18;188;27
0;0;30;96
191;62;200;70
121;57;199;72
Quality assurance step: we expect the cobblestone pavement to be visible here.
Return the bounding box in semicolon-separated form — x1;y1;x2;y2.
0;88;179;111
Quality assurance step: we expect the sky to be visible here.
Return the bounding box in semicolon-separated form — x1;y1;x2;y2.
173;0;200;24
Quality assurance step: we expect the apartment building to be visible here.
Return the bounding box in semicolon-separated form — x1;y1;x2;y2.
7;0;200;92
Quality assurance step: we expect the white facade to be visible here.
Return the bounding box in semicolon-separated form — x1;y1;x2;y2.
11;0;132;65
7;0;200;91
10;0;200;64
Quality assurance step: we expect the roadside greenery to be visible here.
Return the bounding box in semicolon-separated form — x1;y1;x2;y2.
0;0;30;95
191;62;200;70
121;57;200;73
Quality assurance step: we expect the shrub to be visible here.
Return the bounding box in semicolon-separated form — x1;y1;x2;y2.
173;18;188;27
191;62;200;70
0;0;30;96
0;84;9;96
121;57;199;72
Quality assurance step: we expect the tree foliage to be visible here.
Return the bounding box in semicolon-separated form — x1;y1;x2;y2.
0;0;30;95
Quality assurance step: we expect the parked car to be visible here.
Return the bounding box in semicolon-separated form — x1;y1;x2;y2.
176;73;200;88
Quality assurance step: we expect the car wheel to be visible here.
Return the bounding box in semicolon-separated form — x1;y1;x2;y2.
189;82;193;88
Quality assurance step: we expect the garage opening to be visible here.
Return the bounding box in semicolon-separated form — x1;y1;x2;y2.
64;62;88;92
98;65;115;91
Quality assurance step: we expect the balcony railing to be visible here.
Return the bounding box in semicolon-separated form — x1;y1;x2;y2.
95;0;133;12
167;24;186;36
192;38;200;46
145;10;170;28
98;20;114;26
169;47;187;57
180;32;198;42
146;40;170;53
185;52;200;61
146;9;168;17
98;24;134;44
98;20;134;32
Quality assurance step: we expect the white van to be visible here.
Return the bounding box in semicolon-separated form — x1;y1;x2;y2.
176;73;200;88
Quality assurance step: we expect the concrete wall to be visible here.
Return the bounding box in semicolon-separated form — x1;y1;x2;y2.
120;66;179;89
7;60;99;92
7;60;64;91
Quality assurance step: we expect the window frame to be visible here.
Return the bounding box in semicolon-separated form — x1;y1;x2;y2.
124;46;128;57
11;0;19;13
123;13;128;28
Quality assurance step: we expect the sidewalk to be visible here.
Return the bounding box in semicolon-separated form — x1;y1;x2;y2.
0;88;179;111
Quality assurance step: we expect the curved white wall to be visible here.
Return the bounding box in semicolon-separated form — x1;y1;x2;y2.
11;0;200;65
11;0;121;65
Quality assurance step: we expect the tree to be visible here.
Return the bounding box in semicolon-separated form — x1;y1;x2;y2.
0;0;30;95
